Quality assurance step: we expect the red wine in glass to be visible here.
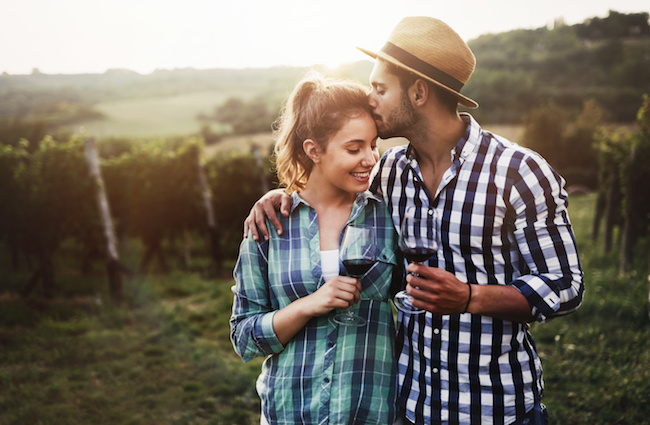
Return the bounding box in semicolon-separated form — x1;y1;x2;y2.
333;224;376;326
394;206;440;314
342;259;374;277
401;248;436;264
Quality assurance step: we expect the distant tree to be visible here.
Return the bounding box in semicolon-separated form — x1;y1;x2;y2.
614;41;650;87
210;97;280;135
575;11;650;39
561;99;607;187
199;124;222;145
464;68;538;123
522;100;605;188
522;102;567;168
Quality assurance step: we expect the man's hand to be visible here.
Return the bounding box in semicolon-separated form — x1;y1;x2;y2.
405;263;535;322
243;189;291;241
405;263;469;314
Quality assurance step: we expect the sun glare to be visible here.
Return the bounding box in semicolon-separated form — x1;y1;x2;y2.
2;0;648;75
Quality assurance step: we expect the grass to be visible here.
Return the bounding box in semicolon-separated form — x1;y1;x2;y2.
0;263;263;425
1;193;649;424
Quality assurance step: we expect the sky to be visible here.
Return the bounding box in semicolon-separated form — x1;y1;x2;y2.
1;0;648;75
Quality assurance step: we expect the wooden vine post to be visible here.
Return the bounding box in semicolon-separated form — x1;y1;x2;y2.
84;137;123;300
252;144;269;194
194;145;222;274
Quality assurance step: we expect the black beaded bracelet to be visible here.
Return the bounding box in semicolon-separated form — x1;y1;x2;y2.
462;282;472;314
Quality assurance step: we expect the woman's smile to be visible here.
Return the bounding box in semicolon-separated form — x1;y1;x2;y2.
351;171;371;181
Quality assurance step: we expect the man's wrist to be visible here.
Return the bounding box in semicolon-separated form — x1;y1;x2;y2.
461;282;472;313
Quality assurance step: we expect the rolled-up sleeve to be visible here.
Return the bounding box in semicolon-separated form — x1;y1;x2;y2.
230;233;285;362
508;154;585;323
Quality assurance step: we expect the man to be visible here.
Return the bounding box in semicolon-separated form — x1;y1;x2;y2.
245;16;584;425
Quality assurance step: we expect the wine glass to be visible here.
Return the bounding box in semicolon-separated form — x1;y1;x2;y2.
332;224;376;326
393;206;439;314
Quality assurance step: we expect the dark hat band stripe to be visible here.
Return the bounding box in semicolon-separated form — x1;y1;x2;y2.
382;42;464;92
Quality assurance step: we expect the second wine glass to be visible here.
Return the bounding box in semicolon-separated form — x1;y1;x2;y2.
332;224;376;327
394;206;440;314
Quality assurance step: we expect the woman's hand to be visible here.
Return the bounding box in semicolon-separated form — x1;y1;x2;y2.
272;276;361;345
303;276;362;317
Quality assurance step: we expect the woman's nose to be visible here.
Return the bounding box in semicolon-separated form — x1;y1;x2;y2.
362;147;377;167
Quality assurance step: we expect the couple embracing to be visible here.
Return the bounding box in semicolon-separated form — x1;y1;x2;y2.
231;16;584;425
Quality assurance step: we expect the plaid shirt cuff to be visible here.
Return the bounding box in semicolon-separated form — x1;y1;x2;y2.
252;311;285;355
512;274;561;322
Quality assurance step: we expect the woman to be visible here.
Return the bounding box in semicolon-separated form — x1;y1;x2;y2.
230;73;398;425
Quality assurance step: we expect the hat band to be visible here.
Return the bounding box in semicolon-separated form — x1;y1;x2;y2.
382;42;464;93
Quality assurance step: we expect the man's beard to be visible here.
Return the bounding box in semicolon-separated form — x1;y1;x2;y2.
375;92;420;140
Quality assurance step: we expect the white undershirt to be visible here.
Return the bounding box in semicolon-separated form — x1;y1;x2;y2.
320;249;340;281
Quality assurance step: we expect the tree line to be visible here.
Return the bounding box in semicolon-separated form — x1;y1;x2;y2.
465;10;650;123
191;11;650;138
1;11;648;140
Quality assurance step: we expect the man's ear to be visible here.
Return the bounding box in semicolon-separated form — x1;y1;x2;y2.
303;139;320;163
412;79;428;106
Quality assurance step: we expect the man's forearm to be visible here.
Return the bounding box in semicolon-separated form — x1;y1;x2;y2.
467;284;534;323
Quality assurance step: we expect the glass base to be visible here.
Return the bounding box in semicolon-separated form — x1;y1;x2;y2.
393;291;426;314
332;311;366;327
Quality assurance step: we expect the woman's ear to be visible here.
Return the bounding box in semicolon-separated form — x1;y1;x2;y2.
303;139;320;163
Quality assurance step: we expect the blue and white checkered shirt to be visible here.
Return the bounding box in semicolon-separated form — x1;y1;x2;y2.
370;113;584;425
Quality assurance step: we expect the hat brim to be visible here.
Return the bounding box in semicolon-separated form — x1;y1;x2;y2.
357;46;478;109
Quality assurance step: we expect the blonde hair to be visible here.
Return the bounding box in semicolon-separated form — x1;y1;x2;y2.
273;72;371;194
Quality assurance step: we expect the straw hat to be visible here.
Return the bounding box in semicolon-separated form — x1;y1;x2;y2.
358;16;478;109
